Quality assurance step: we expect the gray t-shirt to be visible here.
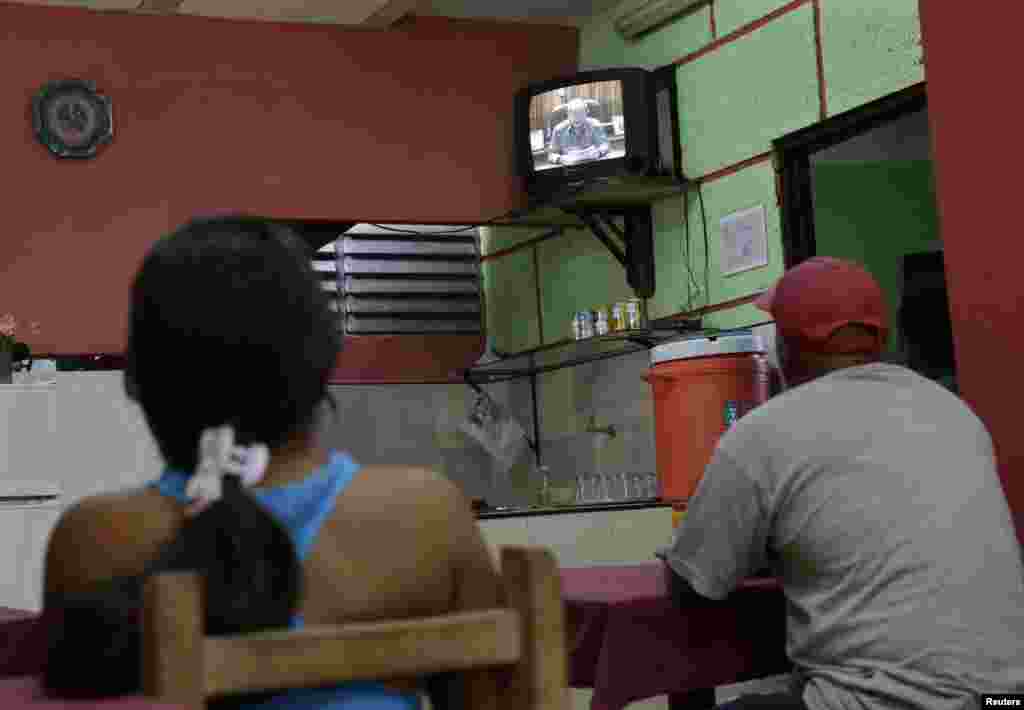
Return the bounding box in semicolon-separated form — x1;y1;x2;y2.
659;363;1024;710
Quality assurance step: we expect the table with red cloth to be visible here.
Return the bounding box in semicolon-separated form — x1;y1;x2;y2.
0;564;790;710
0;607;185;710
561;562;791;710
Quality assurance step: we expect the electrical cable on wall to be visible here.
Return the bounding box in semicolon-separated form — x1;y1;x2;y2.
697;182;710;310
682;190;700;312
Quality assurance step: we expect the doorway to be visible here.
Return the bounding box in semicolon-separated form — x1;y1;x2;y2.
774;84;956;391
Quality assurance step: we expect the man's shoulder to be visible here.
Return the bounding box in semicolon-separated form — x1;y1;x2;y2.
722;362;987;455
714;369;871;455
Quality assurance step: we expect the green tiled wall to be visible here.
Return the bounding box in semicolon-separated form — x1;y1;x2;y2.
714;0;792;38
692;161;786;304
821;0;924;116
537;227;636;345
677;4;819;177
480;224;549;257
648;194;696;320
482;249;540;354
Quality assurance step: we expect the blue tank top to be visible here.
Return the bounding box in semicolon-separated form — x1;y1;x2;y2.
149;451;421;710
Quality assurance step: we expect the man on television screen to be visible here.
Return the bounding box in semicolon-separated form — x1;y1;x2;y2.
547;98;610;166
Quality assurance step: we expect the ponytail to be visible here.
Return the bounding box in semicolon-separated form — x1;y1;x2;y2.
43;430;301;701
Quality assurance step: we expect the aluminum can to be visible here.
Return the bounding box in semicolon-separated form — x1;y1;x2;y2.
609;302;627;331
592;307;610;336
624;299;643;330
573;310;594;340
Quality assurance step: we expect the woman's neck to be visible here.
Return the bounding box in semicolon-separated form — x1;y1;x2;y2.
258;437;329;488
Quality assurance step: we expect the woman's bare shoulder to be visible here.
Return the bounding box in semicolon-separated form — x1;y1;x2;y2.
334;464;482;553
44;488;180;602
332;464;500;607
346;464;465;507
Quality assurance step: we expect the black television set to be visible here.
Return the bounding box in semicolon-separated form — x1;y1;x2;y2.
514;67;682;199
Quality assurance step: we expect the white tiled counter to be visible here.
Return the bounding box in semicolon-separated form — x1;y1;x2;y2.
478;504;674;569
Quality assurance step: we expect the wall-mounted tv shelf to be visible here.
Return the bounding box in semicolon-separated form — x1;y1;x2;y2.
489;176;687;299
491;175;687;227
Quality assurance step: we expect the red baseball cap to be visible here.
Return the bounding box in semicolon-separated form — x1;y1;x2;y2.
755;257;889;353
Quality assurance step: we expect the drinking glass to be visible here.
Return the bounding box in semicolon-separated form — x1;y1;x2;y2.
629;473;644;499
645;473;658;499
575;473;586;504
604;473;620;502
603;473;619;501
613;472;628;500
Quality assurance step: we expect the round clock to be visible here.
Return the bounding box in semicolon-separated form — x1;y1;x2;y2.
32;79;113;159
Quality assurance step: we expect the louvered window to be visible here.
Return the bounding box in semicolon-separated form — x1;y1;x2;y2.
313;225;483;336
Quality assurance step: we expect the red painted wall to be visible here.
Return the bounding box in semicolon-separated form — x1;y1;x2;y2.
919;1;1024;527
0;3;578;354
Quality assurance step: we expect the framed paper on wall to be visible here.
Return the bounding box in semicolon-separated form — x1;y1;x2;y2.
720;204;769;277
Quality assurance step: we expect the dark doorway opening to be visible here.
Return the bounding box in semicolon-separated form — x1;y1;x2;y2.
774;83;957;392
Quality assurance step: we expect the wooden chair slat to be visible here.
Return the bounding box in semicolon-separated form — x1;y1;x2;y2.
202;609;521;696
142;545;567;710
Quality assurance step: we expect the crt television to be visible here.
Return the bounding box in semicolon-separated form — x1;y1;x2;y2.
513;67;681;199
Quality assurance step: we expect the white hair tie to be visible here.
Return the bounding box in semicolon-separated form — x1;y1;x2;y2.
185;425;269;515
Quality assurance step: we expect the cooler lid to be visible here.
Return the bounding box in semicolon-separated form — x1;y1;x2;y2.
650;330;764;366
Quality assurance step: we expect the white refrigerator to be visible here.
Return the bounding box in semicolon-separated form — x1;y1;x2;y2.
0;374;163;611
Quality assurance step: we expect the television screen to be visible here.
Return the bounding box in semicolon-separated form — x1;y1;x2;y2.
529;80;626;172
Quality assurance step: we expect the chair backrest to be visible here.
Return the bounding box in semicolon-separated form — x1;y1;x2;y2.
141;546;567;710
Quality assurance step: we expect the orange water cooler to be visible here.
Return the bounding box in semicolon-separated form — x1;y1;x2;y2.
643;332;769;504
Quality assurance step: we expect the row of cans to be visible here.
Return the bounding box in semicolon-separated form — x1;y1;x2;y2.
571;299;644;340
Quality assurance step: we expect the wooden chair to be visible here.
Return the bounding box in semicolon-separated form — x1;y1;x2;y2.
141;546;567;710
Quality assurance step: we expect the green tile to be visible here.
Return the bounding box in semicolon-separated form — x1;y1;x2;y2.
677;4;819;177
538;368;579;438
821;0;924;116
689;161;786;309
480;225;551;257
714;0;792;38
579;4;713;70
648;194;701;320
536;228;636;345
703;301;772;331
482;249;541;354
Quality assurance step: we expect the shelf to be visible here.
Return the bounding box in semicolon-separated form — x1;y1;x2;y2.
464;326;699;383
476;499;671;519
489;176;687;228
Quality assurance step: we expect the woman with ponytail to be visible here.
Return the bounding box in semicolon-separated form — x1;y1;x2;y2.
41;216;500;709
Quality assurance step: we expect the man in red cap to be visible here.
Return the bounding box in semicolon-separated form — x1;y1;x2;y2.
658;257;1024;709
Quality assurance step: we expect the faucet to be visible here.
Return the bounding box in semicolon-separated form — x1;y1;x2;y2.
585;414;616;438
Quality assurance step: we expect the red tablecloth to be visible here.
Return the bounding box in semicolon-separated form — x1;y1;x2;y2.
0;609;185;710
561;563;790;710
0;677;184;710
0;566;790;710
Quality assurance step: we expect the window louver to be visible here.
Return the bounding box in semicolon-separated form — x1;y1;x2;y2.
314;225;483;336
